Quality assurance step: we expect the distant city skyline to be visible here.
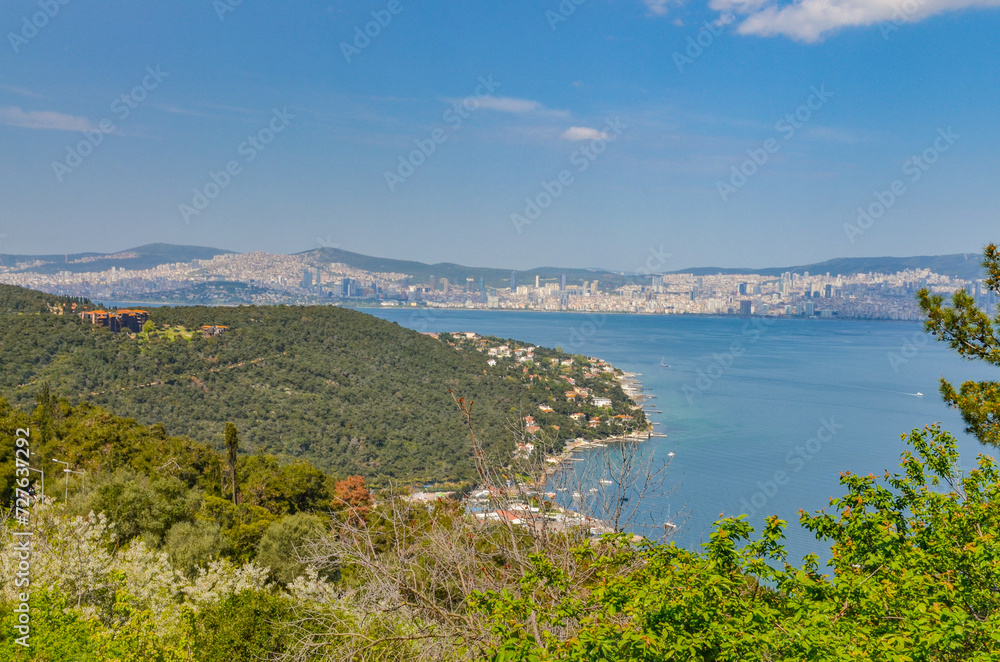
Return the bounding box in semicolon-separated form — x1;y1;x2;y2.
2;2;998;271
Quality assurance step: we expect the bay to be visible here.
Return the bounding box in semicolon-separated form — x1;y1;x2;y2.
368;308;998;563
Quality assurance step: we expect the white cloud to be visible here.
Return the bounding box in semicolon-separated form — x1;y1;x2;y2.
643;0;674;14
0;106;95;131
561;126;610;141
712;0;1000;42
471;96;570;118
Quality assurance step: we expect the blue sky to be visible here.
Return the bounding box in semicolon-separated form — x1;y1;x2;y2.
1;0;998;271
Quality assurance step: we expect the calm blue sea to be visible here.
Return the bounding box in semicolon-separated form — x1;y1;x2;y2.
368;309;998;564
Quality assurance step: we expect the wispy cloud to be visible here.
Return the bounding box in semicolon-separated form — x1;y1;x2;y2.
712;0;1000;42
0;106;95;132
561;126;610;141
447;95;570;118
0;85;44;99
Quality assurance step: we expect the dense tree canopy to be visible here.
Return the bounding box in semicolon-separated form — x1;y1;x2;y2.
919;243;1000;447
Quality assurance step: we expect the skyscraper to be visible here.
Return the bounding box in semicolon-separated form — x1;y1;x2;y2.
510;271;517;291
560;274;566;291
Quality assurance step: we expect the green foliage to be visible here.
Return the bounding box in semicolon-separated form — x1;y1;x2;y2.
0;591;97;661
81;469;199;545
197;495;278;562
163;520;228;576
918;243;1000;447
255;513;328;584
472;425;1000;661
0;301;583;483
189;591;292;660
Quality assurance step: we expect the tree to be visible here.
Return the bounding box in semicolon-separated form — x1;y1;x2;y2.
332;476;372;524
255;513;328;584
225;422;239;505
918;243;1000;447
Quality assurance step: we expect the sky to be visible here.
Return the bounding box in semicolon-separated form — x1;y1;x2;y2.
1;0;998;272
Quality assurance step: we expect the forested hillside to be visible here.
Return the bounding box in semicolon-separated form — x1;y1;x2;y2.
0;285;637;483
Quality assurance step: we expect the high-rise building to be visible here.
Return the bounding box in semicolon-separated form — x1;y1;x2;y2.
441;278;450;293
429;275;436;291
510;271;517;291
560;274;566;291
825;284;834;298
739;300;752;316
466;277;475;293
738;282;748;295
535;275;540;288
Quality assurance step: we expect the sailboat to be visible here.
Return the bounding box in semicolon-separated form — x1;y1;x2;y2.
659;357;670;368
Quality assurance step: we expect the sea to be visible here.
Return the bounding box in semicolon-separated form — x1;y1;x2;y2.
367;309;998;564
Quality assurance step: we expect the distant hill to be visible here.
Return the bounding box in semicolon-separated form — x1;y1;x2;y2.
3;242;987;285
671;253;988;281
0;283;93;313
140;281;286;305
0;243;234;274
303;247;630;288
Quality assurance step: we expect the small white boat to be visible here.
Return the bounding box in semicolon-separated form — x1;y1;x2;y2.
916;392;924;397
572;491;582;499
599;479;613;485
667;452;675;458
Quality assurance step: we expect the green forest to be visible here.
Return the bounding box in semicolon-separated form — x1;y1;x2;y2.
0;288;640;484
0;244;998;661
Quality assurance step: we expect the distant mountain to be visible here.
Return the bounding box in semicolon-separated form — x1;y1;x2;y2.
3;242;988;284
0;243;234;275
670;253;988;282
302;247;629;288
